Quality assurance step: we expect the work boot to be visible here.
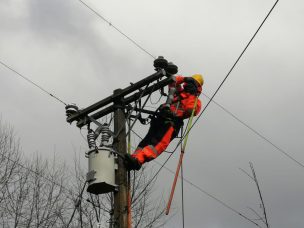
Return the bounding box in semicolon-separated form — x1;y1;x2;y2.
124;154;142;171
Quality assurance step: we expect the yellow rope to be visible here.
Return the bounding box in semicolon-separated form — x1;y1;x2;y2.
181;97;198;152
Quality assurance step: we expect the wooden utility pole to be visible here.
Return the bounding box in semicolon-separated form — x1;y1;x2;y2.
113;89;128;228
65;57;177;228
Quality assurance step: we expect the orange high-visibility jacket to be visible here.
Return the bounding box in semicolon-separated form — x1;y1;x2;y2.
169;75;202;119
132;75;202;165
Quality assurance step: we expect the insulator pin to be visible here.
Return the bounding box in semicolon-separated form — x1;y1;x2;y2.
65;104;78;118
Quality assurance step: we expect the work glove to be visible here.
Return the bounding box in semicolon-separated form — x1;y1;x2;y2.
159;105;174;119
183;77;199;95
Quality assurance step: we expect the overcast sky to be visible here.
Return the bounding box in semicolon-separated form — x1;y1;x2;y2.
1;0;304;227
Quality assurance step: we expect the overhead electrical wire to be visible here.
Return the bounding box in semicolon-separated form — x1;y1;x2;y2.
202;93;304;169
130;133;260;227
0;0;285;226
173;0;281;161
76;0;303;171
76;0;156;59
76;0;300;173
0;151;75;197
130;129;261;227
0;151;102;224
154;0;279;204
154;159;262;228
1;0;286;171
1;150;107;226
74;0;301;174
0;59;67;106
5;129;250;227
131;0;280;226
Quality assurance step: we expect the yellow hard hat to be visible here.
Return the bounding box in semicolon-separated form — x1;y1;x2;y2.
192;74;204;86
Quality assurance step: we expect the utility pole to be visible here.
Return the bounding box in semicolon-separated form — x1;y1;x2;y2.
113;89;128;228
65;56;177;228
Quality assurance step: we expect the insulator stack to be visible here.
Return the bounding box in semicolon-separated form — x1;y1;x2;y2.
100;123;111;145
87;129;96;149
65;104;79;119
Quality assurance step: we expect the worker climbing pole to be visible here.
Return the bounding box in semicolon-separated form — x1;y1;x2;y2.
65;56;203;227
125;74;203;171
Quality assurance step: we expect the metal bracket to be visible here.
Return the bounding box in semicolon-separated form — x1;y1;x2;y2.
86;170;97;183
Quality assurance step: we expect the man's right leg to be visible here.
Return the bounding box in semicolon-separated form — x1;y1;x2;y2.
126;116;176;170
124;117;158;170
131;118;173;165
133;117;183;166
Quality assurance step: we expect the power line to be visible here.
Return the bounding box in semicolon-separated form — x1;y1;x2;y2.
1;150;105;226
133;87;301;217
131;0;281;166
0;59;67;106
75;0;295;174
1;151;73;196
2;141;260;227
165;91;304;170
0;150;96;225
130;130;261;227
130;1;280;225
153;159;262;228
174;0;280;159
1;0;281;225
133;92;299;225
76;0;296;174
202;93;304;169
76;0;156;59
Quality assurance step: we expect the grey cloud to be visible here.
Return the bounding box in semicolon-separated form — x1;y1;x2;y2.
1;1;304;228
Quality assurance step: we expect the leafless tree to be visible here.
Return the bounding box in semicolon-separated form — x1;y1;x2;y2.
0;155;72;227
0;119;21;204
0;119;23;227
0;119;73;227
240;162;270;228
0;119;168;227
130;166;167;228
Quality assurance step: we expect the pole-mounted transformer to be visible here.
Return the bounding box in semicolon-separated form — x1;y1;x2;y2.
66;105;117;195
86;123;117;194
